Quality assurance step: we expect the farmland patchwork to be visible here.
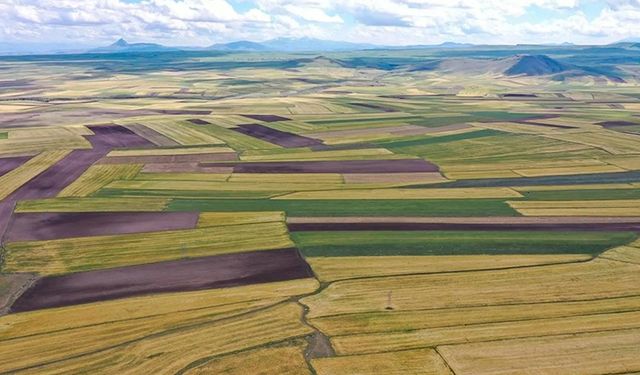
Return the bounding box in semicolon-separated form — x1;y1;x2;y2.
1;46;640;373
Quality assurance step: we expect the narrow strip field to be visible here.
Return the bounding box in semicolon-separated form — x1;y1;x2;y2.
291;231;635;256
5;212;199;241
203;159;439;173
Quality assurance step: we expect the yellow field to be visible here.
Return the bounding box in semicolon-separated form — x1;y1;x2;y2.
444;169;521;179
512;183;636;191
331;309;640;355
239;148;400;161
438;328;640;375
312;295;640;337
311;348;452;375
0;280;317;374
58;164;143;197
106;179;353;192
301;258;640;319
0;150;71;200
197;211;285;227
134;172;230;181
513;164;626;177
4;220;293;274
185;343;310;375
0;128;90;156
548;130;640;154
306;254;592;282
15;197;170;212
228;173;344;184
140;120;226;145
0;278;318;340
341;172;446;185
599;239;640;264
107;145;235;157
276;187;522;200
509;199;640;216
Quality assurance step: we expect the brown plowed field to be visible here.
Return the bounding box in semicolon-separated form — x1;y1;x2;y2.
10;248;313;312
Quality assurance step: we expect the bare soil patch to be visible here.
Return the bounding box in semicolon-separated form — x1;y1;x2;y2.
241;114;291;122
233;124;323;148
287;216;640;231
203;159;439;174
187;119;212;125
0;273;38;316
6;212;199;242
10;248;313;312
0;156;30;177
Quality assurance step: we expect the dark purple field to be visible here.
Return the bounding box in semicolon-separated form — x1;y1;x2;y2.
0;125;153;242
233;124;323;148
10;248;314;312
501;93;538;98
0;156;30;177
153;109;212;115
5;212;199;242
86;124;154;151
202;159;439;173
514;120;577;129
287;221;640;232
187;118;212;125
349;102;397;112
598;120;639;128
241;114;291;122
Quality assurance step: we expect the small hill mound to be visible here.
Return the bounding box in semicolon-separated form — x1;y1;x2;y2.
295;56;348;68
505;55;567;76
90;38;175;54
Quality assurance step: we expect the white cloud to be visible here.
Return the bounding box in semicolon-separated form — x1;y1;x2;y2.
0;0;638;47
283;4;343;23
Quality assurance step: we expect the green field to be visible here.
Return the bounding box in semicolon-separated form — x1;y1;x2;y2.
292;231;637;256
167;199;519;216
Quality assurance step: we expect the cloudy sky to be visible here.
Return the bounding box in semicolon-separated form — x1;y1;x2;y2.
1;0;639;48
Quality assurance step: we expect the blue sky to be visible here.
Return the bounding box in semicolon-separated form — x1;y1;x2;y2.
1;0;639;49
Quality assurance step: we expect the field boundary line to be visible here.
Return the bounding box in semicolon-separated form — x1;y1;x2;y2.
435;346;457;375
173;335;311;375
313;256;596;284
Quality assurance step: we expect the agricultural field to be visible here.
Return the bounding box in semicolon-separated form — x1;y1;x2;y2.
0;44;640;374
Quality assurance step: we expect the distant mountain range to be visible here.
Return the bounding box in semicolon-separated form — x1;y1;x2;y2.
1;36;638;56
85;37;477;54
89;38;179;53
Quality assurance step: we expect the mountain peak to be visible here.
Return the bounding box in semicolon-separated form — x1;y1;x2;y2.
112;38;128;47
505;54;566;76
